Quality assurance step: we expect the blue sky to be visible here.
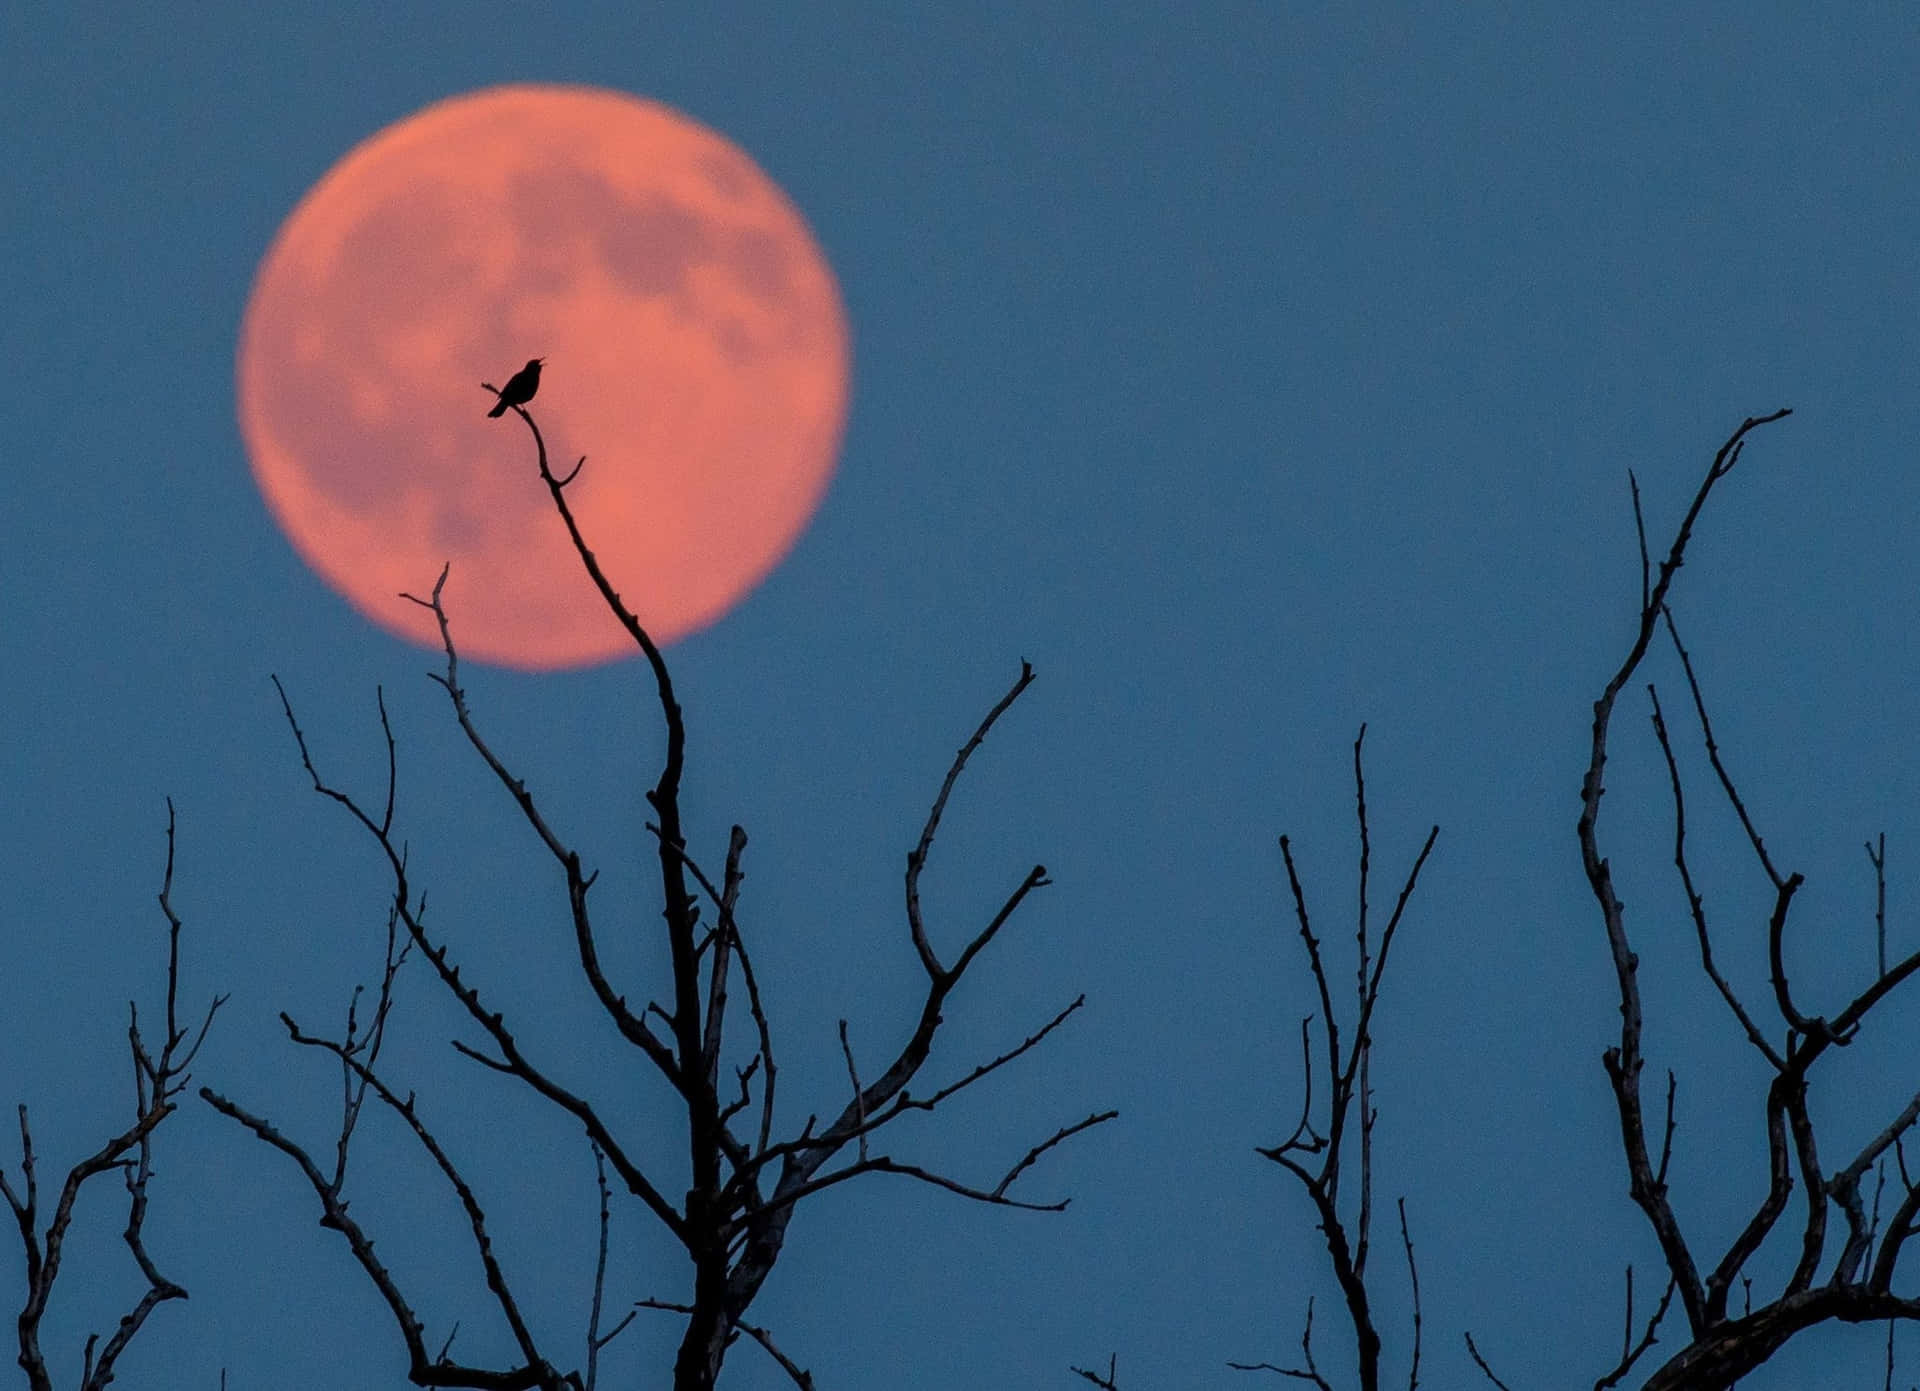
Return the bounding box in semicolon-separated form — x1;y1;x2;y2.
6;6;1920;1388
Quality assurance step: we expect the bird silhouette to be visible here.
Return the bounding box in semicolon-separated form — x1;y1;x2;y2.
487;358;544;417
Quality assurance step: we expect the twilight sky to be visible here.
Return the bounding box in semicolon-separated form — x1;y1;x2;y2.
6;6;1920;1389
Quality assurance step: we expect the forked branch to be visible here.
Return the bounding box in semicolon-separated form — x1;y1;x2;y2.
1569;410;1920;1384
4;803;222;1391
1251;731;1437;1391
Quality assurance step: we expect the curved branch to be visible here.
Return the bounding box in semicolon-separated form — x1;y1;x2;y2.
280;1018;545;1368
398;569;681;1085
1576;409;1791;1332
906;660;1036;978
1646;684;1784;1068
267;675;687;1244
201;1088;571;1391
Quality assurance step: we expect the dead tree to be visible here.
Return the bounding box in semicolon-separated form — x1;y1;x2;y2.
1476;406;1920;1389
1231;728;1436;1391
202;390;1113;1391
2;802;223;1391
1082;412;1920;1390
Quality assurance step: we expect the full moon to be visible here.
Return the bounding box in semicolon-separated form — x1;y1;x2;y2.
236;85;850;669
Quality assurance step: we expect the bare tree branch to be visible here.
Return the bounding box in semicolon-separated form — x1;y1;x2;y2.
1254;734;1437;1391
633;1299;815;1390
905;660;1037;979
1398;1198;1421;1391
1646;683;1783;1068
1576;409;1791;1336
1230;1295;1334;1389
1567;409;1920;1382
5;802;222;1391
1593;1266;1676;1390
1072;1353;1123;1389
1463;1331;1515;1391
223;394;1104;1391
585;1146;621;1391
398;569;683;1087
256;671;688;1243
1867;834;1889;978
200;1086;575;1391
278;1014;547;1371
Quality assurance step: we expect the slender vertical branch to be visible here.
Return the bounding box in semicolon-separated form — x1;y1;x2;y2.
1398;1198;1421;1391
1256;736;1436;1391
1868;834;1888;979
1353;726;1373;1278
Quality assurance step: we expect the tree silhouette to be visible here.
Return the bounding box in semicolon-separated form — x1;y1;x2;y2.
22;405;1920;1390
1228;727;1436;1391
199;389;1113;1391
1566;408;1920;1388
1202;410;1920;1390
1;802;223;1391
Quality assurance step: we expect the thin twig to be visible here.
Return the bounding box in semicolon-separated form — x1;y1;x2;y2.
633;1300;814;1390
1229;1295;1333;1389
1071;1353;1122;1389
1354;727;1373;1279
1464;1332;1515;1391
838;1021;868;1163
1594;1267;1676;1390
1646;683;1783;1068
1399;1198;1421;1391
905;661;1037;979
1868;834;1889;980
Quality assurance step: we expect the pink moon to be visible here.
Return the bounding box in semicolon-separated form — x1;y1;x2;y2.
236;84;851;669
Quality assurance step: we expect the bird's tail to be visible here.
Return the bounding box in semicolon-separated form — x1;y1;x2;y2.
487;398;509;418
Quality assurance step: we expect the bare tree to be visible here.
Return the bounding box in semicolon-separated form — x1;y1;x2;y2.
1230;728;1436;1391
1548;406;1920;1387
44;398;1910;1391
202;390;1113;1391
1088;410;1920;1391
2;802;223;1391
